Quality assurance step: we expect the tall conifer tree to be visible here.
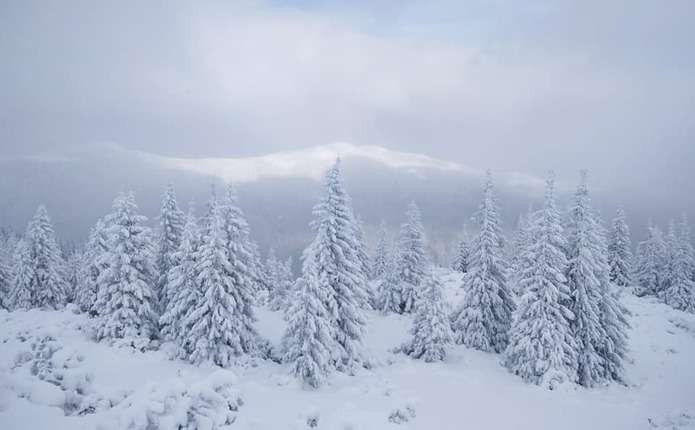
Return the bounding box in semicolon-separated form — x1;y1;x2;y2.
504;174;578;388
395;201;428;314
608;208;633;288
451;171;514;353
306;158;368;372
95;192;158;341
156;184;185;312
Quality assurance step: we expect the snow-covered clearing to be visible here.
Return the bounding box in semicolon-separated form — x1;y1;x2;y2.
1;274;694;429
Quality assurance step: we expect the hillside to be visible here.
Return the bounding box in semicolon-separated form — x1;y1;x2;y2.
1;273;693;430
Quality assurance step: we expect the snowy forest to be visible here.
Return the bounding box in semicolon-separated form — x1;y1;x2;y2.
1;159;694;428
3;1;695;428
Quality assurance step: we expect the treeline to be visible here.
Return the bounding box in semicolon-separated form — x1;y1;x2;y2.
0;160;693;390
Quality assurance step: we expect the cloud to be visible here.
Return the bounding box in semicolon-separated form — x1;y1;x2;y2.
121;142;544;190
132;142;461;182
1;0;693;197
0;154;75;164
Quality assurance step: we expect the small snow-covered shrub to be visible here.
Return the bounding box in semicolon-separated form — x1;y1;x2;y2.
397;271;452;362
7;334;99;414
65;303;81;315
647;411;694;429
87;325;157;352
388;402;416;425
109;370;243;430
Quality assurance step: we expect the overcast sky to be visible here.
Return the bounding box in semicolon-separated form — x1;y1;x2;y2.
1;0;694;243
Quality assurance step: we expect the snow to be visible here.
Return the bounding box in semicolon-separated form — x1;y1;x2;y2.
1;274;695;429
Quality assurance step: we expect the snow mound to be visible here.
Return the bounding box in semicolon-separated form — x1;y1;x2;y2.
105;370;242;430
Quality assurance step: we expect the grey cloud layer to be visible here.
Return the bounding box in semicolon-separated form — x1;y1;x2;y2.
1;0;694;217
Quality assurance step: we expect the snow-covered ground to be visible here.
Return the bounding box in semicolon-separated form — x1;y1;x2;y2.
1;273;694;430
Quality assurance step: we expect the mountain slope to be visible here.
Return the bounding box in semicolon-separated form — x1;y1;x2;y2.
1;272;694;429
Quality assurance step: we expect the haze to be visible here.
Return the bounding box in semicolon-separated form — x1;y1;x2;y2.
1;0;694;256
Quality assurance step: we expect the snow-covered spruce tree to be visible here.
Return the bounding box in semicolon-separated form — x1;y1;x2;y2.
399;270;453;362
376;247;403;314
594;211;631;382
354;215;378;309
510;212;529;265
353;214;372;281
219;184;264;308
155;184;185;313
662;219;695;312
13;206;68;309
608;208;633;288
451;227;470;275
371;220;390;280
9;239;34;309
307;158;368;372
185;198;259;365
279;257;295;314
662;221;679;299
75;219;109;314
450;171;515;353
249;241;270;304
282;247;336;388
679;215;695;282
64;249;82;304
509;209;537;297
633;223;668;297
268;251;295;313
395;201;428;314
564;171;609;387
1;232;20;309
504;174;578;388
159;208;201;350
265;248;282;310
0;246;11;309
94;192;158;341
200;184;218;233
33;206;68;308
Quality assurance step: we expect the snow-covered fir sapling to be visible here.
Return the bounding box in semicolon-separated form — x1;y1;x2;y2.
9;239;34;310
395;201;428;314
663;218;695;312
593;207;631;383
451;227;470;275
282;247;335;388
509;208;537;297
74;218;109;315
634;222;668;297
183;195;259;366
267;250;294;313
159;207;201;355
155;184;185;313
219;184;266;305
278;257;294;315
34;206;69;308
398;269;453;362
0;232;17;309
0;249;10;309
265;248;282;310
10;205;67;309
681;215;695;283
372;220;390;280
504;173;578;389
451;171;515;353
376;247;403;314
608;208;633;288
354;214;372;281
94;192;158;341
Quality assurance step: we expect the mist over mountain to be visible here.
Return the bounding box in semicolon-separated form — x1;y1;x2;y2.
2;143;689;268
